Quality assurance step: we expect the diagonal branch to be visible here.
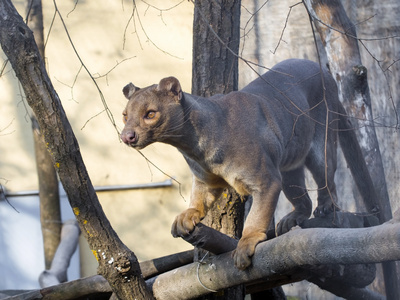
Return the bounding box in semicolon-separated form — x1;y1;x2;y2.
0;1;153;299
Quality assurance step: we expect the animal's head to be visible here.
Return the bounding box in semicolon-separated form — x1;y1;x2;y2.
120;76;184;149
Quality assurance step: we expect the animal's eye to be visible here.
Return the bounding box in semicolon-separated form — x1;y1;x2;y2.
122;112;128;123
145;111;156;119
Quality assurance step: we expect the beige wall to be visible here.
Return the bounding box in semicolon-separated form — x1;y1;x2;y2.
1;0;195;276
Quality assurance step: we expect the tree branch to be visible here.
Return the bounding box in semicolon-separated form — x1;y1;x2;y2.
149;220;398;299
3;213;396;299
0;250;194;300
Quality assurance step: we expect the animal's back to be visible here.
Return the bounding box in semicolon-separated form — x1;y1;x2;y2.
241;59;334;109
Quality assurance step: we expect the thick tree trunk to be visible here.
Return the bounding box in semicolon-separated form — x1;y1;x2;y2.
0;1;153;299
192;0;240;97
303;0;399;298
191;1;245;299
26;0;62;271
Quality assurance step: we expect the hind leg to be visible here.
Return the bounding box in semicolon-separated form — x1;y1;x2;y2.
276;167;313;235
306;130;339;217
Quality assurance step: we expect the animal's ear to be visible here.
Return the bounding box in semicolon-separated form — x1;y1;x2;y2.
122;83;140;100
157;77;182;102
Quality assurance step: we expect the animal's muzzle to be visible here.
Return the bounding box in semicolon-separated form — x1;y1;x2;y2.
121;131;137;145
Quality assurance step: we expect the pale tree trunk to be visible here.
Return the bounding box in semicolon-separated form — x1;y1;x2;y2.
349;0;400;222
26;0;62;271
303;0;399;298
39;220;80;288
0;1;153;299
345;1;400;295
191;1;246;299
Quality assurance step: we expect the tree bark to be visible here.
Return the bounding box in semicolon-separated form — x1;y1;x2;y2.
303;0;391;221
0;250;195;300
192;0;240;97
181;215;377;295
191;1;245;299
148;219;400;299
26;0;62;271
303;1;399;298
5;211;398;299
0;1;153;299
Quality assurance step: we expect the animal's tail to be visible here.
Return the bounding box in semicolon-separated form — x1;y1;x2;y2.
337;103;380;216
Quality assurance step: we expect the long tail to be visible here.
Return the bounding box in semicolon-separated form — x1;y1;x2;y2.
337;103;380;216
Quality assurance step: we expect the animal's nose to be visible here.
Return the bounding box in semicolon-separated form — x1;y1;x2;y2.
121;131;137;144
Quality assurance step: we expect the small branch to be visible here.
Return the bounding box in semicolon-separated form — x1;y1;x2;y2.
52;0;118;133
181;223;238;254
270;2;302;54
140;250;194;280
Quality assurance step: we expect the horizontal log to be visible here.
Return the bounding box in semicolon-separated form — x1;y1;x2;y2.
3;212;393;300
0;250;194;300
149;221;399;299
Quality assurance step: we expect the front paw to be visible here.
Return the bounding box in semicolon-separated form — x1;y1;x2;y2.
171;208;202;238
276;210;309;235
233;232;266;270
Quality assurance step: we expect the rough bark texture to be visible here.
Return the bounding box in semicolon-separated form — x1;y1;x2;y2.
26;0;62;271
0;1;153;299
192;0;240;97
3;209;395;299
181;214;377;297
351;2;400;294
303;0;391;222
148;219;400;299
303;1;399;298
4;215;395;299
191;1;246;299
0;250;195;300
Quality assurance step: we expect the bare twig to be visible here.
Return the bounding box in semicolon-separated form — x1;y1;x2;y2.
0;59;8;76
240;0;270;56
0;118;15;136
270;2;302;54
92;57;136;85
135;150;186;202
0;184;20;213
52;0;118;133
124;1;183;59
67;0;80;17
